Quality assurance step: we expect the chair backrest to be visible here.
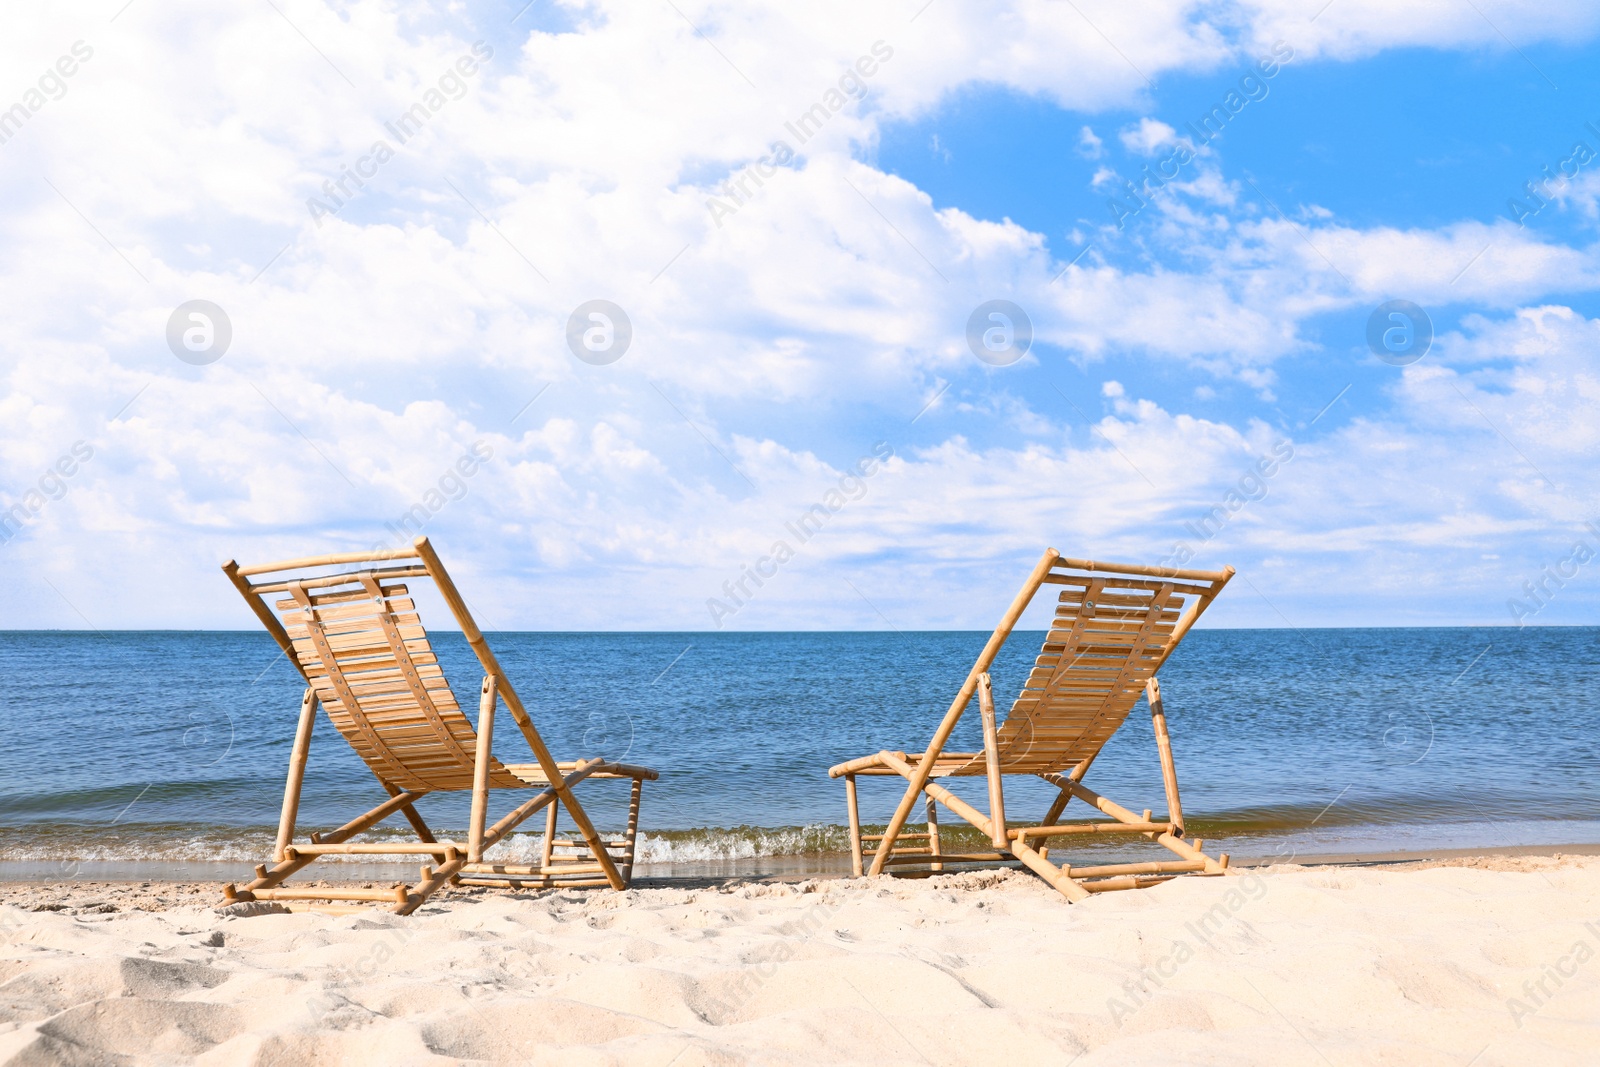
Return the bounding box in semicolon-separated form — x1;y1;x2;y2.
223;544;524;793
966;556;1231;776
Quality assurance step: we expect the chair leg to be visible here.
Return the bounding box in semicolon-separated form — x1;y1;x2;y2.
924;793;943;873
978;673;1007;849
844;774;864;877
540;798;560;870
273;688;318;863
467;676;498;863
621;777;643;885
1146;678;1185;836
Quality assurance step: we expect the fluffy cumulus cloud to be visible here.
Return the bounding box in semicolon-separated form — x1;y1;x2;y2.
1242;0;1600;61
1;0;1598;631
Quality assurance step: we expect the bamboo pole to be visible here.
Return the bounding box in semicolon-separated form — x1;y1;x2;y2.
456;876;612;890
925;793;943;872
601;763;659;781
1050;557;1230;583
412;536;625;890
248;565;429;596
1081;875;1176;893
1066;859;1204;878
468;675;498;863
622;777;643;884
286;843;461;856
242;886;411;903
462;861;606;876
1012;821;1174;839
830;751;908;777
844;774;863;877
869;548;1059;876
1146;677;1184;835
978;673;1007;848
274;688;318;862
880;852;1008;866
540;798;559;871
234;546;422;577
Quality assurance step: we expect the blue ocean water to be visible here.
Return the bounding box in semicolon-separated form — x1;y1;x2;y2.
1;628;1596;875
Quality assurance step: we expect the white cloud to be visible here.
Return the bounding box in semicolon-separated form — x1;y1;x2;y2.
1119;117;1178;155
2;0;1600;631
1241;0;1600;62
1076;125;1104;159
1089;166;1121;190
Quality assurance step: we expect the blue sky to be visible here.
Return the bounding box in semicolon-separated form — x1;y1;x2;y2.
874;39;1600;437
0;1;1597;631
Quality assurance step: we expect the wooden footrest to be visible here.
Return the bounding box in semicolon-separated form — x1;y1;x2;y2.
284;842;464;857
1067;859;1205;879
1010;821;1173;840
457;875;613;889
880;852;1008;866
1081;875;1178;893
463;862;607;877
228;884;410;904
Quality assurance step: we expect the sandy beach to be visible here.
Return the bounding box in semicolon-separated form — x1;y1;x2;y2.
2;854;1597;1065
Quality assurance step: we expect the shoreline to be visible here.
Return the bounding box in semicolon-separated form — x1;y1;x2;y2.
3;840;1598;908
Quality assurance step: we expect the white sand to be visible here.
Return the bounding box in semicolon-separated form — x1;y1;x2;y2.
2;857;1598;1065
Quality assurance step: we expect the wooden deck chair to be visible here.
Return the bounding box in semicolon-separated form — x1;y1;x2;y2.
218;536;657;914
829;549;1233;901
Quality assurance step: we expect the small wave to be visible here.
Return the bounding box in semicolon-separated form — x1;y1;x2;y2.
632;825;850;864
4;805;1597;866
0;823;860;864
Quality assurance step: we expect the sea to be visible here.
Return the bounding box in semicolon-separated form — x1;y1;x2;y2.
2;628;1596;882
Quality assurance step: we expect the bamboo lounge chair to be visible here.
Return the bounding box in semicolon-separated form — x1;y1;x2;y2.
218;537;657;914
829;549;1234;901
